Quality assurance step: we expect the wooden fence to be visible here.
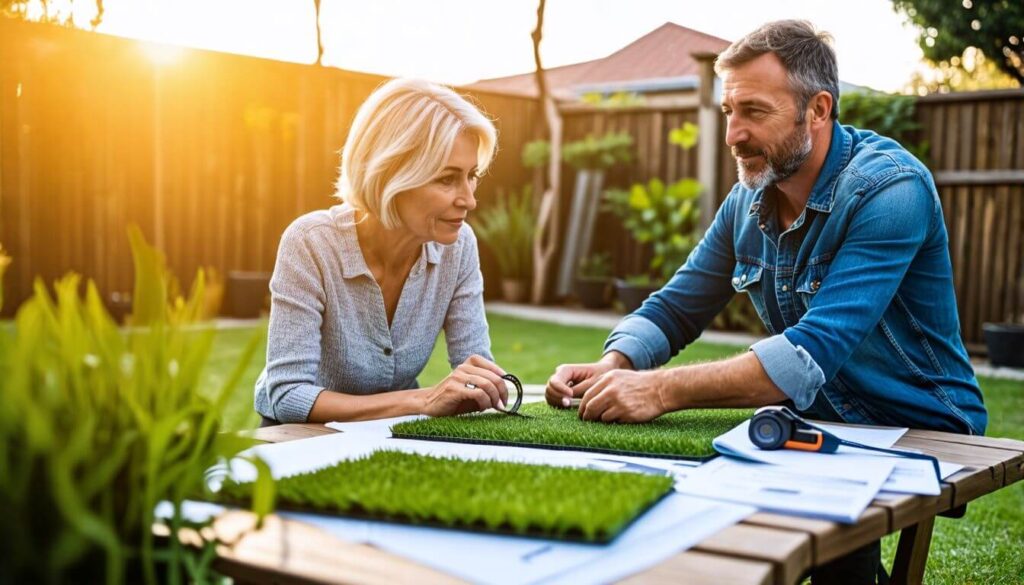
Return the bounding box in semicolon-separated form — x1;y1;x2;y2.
2;18;1022;349
0;18;540;313
917;90;1024;349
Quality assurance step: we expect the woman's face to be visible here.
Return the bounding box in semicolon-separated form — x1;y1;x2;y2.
395;132;481;246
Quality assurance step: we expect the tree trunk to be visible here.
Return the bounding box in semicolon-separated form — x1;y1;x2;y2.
530;0;562;304
313;0;324;66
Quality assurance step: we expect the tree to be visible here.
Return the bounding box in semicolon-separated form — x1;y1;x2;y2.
906;46;1020;94
313;0;324;66
529;0;563;304
892;0;1023;85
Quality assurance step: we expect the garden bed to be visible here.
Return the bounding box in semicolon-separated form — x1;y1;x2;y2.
220;450;673;543
391;402;752;460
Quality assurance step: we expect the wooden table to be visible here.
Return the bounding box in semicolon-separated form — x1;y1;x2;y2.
205;422;1023;585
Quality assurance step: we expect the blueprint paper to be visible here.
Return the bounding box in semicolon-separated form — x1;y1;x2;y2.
674;456;894;523
713;420;945;495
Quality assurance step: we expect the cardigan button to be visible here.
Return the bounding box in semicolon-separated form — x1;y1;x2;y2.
383;347;393;356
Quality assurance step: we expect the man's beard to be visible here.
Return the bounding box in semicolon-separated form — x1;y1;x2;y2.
734;124;813;190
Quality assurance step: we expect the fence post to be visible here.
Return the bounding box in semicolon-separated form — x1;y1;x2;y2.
693;52;720;234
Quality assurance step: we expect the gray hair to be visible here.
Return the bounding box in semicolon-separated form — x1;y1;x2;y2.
715;20;840;121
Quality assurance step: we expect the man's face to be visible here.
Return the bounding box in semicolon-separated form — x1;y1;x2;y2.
721;53;813;190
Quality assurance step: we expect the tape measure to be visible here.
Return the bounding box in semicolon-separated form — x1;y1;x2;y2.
748;406;942;480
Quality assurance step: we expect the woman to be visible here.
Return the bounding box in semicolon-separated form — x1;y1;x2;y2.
254;78;509;424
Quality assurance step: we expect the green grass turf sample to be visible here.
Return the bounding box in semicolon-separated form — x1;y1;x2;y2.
220;450;673;543
391;402;753;460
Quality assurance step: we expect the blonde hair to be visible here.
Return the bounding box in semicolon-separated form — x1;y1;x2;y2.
335;78;498;229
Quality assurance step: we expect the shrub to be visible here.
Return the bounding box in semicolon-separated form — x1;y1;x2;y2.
603;176;702;284
839;92;930;162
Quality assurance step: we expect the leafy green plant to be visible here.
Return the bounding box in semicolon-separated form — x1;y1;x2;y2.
473;185;535;281
839;92;930;162
578;252;613;280
603;177;702;284
602;122;703;285
521;139;552;169
579;91;646;109
561;131;634;170
393;402;752;460
221;450;672;543
0;226;271;585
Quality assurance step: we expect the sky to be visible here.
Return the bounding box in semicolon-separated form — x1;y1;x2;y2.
76;0;928;93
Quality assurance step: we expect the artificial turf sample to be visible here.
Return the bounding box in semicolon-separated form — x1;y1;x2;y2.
392;402;753;460
220;450;673;542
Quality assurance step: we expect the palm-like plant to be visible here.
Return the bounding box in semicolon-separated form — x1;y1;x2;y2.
474;186;535;282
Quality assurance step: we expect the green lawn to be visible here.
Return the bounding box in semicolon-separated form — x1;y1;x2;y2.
205;313;1023;584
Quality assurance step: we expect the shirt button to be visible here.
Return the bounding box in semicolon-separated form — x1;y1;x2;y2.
383;347;393;356
741;274;747;282
811;280;820;291
732;277;740;285
781;284;789;292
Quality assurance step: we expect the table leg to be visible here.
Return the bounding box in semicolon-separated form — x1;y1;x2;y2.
889;515;935;585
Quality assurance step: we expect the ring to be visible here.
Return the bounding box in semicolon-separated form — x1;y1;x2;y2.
465;382;478;389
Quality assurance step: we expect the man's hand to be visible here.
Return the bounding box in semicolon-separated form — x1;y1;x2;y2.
577;369;669;423
420;355;508;417
545;352;633;408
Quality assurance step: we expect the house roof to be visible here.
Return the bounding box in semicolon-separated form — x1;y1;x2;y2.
466;23;731;99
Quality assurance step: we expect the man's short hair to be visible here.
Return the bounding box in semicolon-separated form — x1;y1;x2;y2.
715;20;840;121
335;78;497;229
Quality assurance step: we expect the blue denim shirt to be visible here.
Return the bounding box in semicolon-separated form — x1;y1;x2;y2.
606;121;987;435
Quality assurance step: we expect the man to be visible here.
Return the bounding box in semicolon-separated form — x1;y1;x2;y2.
546;20;986;584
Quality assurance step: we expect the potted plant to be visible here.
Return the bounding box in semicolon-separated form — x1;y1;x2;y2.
474;185;535;303
982;266;1024;367
576;252;613;309
603;177;701;313
602;123;703;313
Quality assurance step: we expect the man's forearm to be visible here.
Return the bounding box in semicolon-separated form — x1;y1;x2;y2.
601;350;635;370
654;351;788;411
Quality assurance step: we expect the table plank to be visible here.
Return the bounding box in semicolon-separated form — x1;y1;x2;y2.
740;506;889;566
895;436;1012;507
182;511;464;585
903;430;1024;452
691;524;811;585
245;423;339;443
620;551;773;585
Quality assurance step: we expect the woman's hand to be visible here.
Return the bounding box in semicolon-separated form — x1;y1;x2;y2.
420;355;509;417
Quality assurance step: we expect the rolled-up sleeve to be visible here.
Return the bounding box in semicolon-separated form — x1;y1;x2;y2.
603;315;672;370
750;335;826;409
782;173;935;384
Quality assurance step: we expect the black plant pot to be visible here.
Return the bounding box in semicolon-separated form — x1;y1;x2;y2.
225;271;271;318
576;277;612;309
614;279;660;314
982;323;1024;368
